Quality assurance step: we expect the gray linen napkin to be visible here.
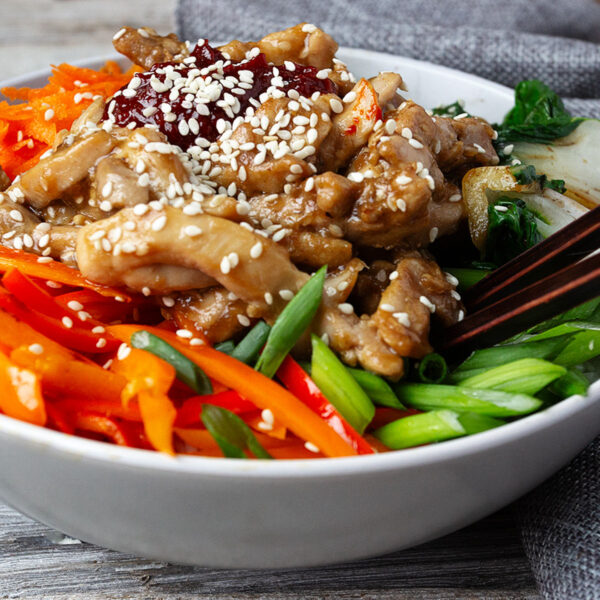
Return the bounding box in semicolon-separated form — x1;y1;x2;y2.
176;1;600;597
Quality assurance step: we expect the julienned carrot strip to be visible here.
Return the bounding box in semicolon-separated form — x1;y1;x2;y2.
0;247;131;300
0;350;46;426
10;345;126;405
107;325;358;458
111;348;177;455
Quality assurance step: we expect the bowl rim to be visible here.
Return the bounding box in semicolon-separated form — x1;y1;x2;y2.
0;49;597;479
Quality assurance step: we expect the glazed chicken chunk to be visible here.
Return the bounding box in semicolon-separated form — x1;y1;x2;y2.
0;22;498;377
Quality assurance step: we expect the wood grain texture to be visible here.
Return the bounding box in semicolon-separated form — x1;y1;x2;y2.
0;504;538;599
0;2;540;597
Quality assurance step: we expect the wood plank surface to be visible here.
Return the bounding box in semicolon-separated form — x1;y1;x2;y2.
0;504;538;599
0;1;539;598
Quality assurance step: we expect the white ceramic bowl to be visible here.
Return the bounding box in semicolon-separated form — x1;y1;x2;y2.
0;49;599;569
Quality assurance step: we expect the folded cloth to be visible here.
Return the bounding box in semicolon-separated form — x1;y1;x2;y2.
176;1;600;598
176;0;600;116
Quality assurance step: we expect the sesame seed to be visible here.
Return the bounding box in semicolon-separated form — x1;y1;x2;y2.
237;314;251;327
343;91;357;103
347;172;364;183
473;143;486;154
151;215;167;231
176;329;193;339
458;310;465;321
96;338;107;349
28;343;44;355
279;289;294;301
419;296;436;313
329;98;343;114
44;109;55;121
264;292;273;305
117;343;131;360
451;290;461;301
67;300;84;311
389;271;399;281
338;303;354;314
37;256;53;263
142;286;151;296
250;241;263;258
396;174;412;185
92;326;106;334
190;338;205;346
393;312;411;327
162;296;175;307
113;28;127;41
401;127;413;139
385;120;397;134
62;316;73;329
257;421;273;431
220;256;231;274
408;138;424;149
444;272;459;286
184;225;203;237
503;144;514;154
449;194;462;202
101;181;113;198
495;205;509;213
304;441;320;453
380;303;395;312
9;209;23;222
429;227;439;243
261;409;275;426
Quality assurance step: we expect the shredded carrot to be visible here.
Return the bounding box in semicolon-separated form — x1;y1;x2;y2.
0;61;140;180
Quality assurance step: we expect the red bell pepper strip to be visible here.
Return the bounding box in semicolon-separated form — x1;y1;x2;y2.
175;390;256;427
71;412;137;447
0;288;119;354
0;246;131;300
277;356;374;455
55;289;139;323
107;324;358;458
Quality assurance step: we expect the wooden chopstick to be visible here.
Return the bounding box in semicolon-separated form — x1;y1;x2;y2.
436;243;600;357
463;204;600;312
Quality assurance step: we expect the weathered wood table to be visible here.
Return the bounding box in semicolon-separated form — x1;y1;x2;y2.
0;2;540;598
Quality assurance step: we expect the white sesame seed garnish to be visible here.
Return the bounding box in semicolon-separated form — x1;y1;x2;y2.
113;28;127;41
184;225;203;237
37;256;53;263
28;343;44;355
44;109;55;121
338;303;354;314
429;227;439;243
380;303;396;312
304;441;320;453
264;292;273;305
449;194;462;202
261;409;275;426
473;143;487;154
408;138;424;149
279;289;294;301
347;172;364;183
329;98;343;114
458;310;465;322
343;91;357;103
62;316;73;329
9;209;23;222
237;314;251;327
393;312;411;327
495;205;509;213
250;241;263;259
385;120;397;134
117;343;131;360
101;181;113;198
67;300;84;312
419;296;436;313
396;174;412;186
96;338;107;349
151;215;167;232
503;144;514;154
220;256;231;274
176;329;193;339
401;127;413;139
444;272;459;286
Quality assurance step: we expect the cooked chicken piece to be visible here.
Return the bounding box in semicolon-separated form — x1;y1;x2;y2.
76;205;309;305
351;259;396;315
219;23;337;70
207;95;334;197
15;132;116;210
165;287;255;344
0;165;10;192
283;231;352;269
70;98;106;136
342;99;498;247
113;27;188;69
370;252;463;358
94;156;150;210
370;72;406;111
317;77;386;172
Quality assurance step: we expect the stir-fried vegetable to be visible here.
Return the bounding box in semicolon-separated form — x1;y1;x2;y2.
256;266;326;378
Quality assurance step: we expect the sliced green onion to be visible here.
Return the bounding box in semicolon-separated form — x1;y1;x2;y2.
417;353;448;384
395;383;542;417
310;334;375;433
554;330;600;367
131;330;212;395
451;336;569;381
458;358;566;395
457;412;505;435
528;297;600;333
522;321;599;342
231;321;271;365
443;267;490;291
214;340;236;355
256;266;326;378
201;404;272;459
374;409;466;449
348;368;405;408
549;368;590;398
